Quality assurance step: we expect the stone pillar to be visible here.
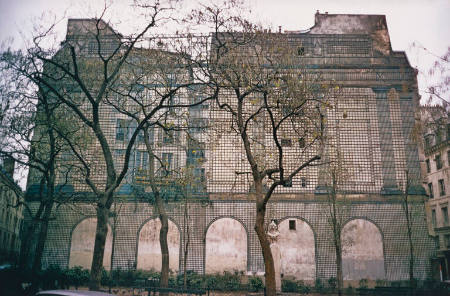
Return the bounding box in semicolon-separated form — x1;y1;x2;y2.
373;87;399;194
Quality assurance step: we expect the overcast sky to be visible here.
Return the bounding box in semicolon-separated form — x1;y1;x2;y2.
0;0;448;186
0;0;448;87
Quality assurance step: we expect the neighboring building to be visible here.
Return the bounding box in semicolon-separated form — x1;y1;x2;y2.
0;157;23;264
25;13;436;283
420;106;450;280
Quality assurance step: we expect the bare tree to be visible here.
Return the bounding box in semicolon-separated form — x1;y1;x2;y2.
3;2;195;289
105;38;213;289
0;51;79;288
400;169;418;287
188;3;331;294
321;147;351;296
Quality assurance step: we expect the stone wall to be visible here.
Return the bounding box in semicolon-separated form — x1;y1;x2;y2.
32;199;435;281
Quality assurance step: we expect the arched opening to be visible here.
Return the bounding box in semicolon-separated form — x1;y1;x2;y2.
205;217;247;274
278;218;316;280
341;219;385;280
68;217;112;270
136;218;180;272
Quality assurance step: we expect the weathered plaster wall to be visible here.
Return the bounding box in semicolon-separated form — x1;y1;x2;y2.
136;219;180;271
30;200;435;281
205;218;247;274
278;218;315;280
342;219;385;280
68;217;112;270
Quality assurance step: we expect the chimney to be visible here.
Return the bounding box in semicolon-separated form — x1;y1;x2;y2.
2;157;15;178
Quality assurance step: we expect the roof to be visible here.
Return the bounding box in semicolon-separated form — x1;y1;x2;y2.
309;12;388;35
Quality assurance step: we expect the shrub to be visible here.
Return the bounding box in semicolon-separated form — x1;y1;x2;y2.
346;284;355;295
314;278;325;293
359;278;368;289
222;271;241;291
375;279;387;287
248;276;264;292
64;266;89;288
282;279;298;292
297;280;311;294
328;277;337;291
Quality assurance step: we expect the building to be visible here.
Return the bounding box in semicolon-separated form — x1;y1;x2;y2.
0;157;23;264
24;13;436;283
420;106;450;280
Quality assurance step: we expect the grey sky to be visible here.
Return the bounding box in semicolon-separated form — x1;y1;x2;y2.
0;0;448;187
0;0;448;96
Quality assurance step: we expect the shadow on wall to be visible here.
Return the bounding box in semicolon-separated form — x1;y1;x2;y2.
68;217;113;270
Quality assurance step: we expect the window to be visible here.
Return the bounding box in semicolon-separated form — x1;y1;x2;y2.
116;119;138;142
442;207;449;226
424;134;433;149
447;124;450;141
162;130;176;144
301;177;307;188
426;159;431;173
280;139;292;147
283;179;292;187
428;183;434;198
187;149;205;166
448;150;450;166
446;234;450;248
432;209;437;227
298;137;305;148
115;119;134;141
297;47;305;56
439;179;446;196
289;220;296;230
135;151;149;170
161;153;173;175
436;154;442;170
436;129;442;144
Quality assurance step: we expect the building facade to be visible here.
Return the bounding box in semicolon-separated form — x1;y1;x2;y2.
25;13;436;283
420;106;450;280
0;158;23;264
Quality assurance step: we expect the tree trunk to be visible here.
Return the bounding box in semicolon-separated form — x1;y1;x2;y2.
335;243;343;296
255;200;276;296
183;201;189;289
31;201;53;275
407;217;414;286
155;193;170;289
89;203;110;290
19;221;34;269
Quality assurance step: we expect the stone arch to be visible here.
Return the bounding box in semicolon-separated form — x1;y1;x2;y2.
277;217;316;280
341;218;385;280
68;217;113;270
205;217;247;274
136;218;181;272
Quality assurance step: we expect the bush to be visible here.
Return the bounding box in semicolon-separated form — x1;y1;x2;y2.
328;277;337;291
248;276;264;292
64;266;89;288
222;271;241;291
314;278;324;293
359;278;368;289
297;280;311;294
282;279;298;292
281;279;310;293
346;284;355;295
